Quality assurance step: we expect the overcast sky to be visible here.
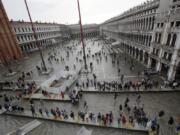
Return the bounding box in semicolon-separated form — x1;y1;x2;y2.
2;0;146;24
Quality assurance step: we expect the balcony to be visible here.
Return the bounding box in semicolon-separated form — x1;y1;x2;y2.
160;58;171;65
18;34;62;44
162;45;174;53
170;8;180;20
167;27;180;33
122;39;150;52
152;42;175;53
151;42;162;48
149;53;159;60
122;28;153;34
15;29;60;35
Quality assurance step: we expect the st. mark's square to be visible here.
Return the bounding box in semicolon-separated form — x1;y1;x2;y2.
0;0;180;135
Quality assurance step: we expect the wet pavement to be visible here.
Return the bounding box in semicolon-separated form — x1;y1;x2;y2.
0;39;146;84
0;38;180;135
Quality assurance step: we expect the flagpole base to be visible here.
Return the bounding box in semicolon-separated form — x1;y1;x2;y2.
40;67;53;75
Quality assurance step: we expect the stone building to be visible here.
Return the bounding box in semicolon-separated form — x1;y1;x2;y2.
0;0;22;64
100;0;180;81
10;22;99;53
11;21;71;53
69;24;100;39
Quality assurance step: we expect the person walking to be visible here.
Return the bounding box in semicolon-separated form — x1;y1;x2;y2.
118;68;121;75
84;101;87;108
31;105;35;117
40;98;44;110
157;110;166;135
114;93;118;100
121;74;124;83
167;117;176;135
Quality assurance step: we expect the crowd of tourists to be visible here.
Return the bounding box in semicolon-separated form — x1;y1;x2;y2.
0;71;37;95
0;38;180;135
0;93;24;112
1;91;179;135
78;77;161;91
22;95;150;130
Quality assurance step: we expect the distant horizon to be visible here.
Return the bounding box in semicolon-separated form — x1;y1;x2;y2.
2;0;147;24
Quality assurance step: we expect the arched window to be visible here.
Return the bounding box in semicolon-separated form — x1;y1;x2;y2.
22;28;24;32
149;36;152;46
164;52;167;59
20;46;24;51
171;34;177;47
152;16;155;30
158;33;162;43
21;36;24;41
166;34;171;46
155;33;158;43
17;36;20;42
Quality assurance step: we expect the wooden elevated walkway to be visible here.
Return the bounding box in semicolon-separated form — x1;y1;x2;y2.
5;111;149;134
7;120;42;135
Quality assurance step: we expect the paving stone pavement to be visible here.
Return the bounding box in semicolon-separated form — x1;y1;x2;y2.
0;39;180;135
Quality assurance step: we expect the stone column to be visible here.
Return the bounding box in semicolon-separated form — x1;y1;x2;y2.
169;34;173;47
146;36;148;46
168;33;180;81
138;50;141;61
168;64;176;81
162;22;170;45
156;48;163;71
147;56;152;68
142;51;145;64
156;61;162;72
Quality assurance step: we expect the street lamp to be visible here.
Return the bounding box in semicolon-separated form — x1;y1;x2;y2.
24;0;47;71
77;0;87;70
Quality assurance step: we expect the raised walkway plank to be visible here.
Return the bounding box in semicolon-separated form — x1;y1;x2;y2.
7;120;41;135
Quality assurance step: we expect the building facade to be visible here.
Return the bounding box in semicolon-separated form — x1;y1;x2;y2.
11;21;71;53
69;24;100;39
0;0;22;64
100;0;180;81
10;22;99;53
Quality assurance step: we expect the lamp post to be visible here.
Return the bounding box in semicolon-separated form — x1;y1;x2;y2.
77;0;87;70
24;0;47;71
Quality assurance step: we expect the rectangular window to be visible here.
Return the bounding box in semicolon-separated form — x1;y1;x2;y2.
176;21;180;27
171;22;174;27
158;33;162;44
161;23;164;27
156;49;159;56
168;54;172;61
157;23;160;27
163;52;167;59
